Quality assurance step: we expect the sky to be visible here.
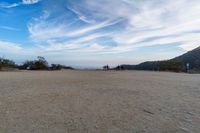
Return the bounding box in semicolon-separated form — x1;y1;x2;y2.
0;0;200;68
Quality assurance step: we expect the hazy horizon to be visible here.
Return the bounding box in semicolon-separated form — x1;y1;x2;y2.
1;0;200;67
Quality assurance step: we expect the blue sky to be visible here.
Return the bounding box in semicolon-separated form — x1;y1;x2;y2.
0;0;200;67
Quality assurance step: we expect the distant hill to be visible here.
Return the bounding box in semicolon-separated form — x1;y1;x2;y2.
116;46;200;72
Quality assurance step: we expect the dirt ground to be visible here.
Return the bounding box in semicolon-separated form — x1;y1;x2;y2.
0;70;199;133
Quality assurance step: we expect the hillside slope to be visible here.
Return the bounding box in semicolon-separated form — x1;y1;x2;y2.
172;46;200;69
116;46;200;72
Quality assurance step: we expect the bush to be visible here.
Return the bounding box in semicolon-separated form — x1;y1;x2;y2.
190;68;200;73
0;58;16;70
103;65;110;70
51;64;62;70
19;56;49;70
158;61;184;72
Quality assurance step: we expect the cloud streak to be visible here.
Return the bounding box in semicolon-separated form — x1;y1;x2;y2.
22;0;41;5
0;26;19;31
0;0;41;8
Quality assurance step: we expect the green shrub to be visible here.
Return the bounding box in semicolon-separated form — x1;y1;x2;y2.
51;64;62;70
19;56;49;70
0;58;16;69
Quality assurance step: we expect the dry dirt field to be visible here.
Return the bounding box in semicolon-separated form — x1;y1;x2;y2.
0;70;200;133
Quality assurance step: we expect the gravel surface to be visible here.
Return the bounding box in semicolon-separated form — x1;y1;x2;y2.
0;70;200;133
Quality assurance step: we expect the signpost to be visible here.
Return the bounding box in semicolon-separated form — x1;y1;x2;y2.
186;63;190;73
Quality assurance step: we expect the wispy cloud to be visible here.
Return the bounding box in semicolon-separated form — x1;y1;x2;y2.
0;0;41;8
67;7;96;24
28;11;120;41
0;3;20;8
0;41;22;53
22;0;41;5
0;26;19;31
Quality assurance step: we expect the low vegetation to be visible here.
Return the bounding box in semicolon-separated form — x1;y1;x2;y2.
0;58;16;70
50;64;62;70
19;56;49;70
133;60;185;72
1;56;73;71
